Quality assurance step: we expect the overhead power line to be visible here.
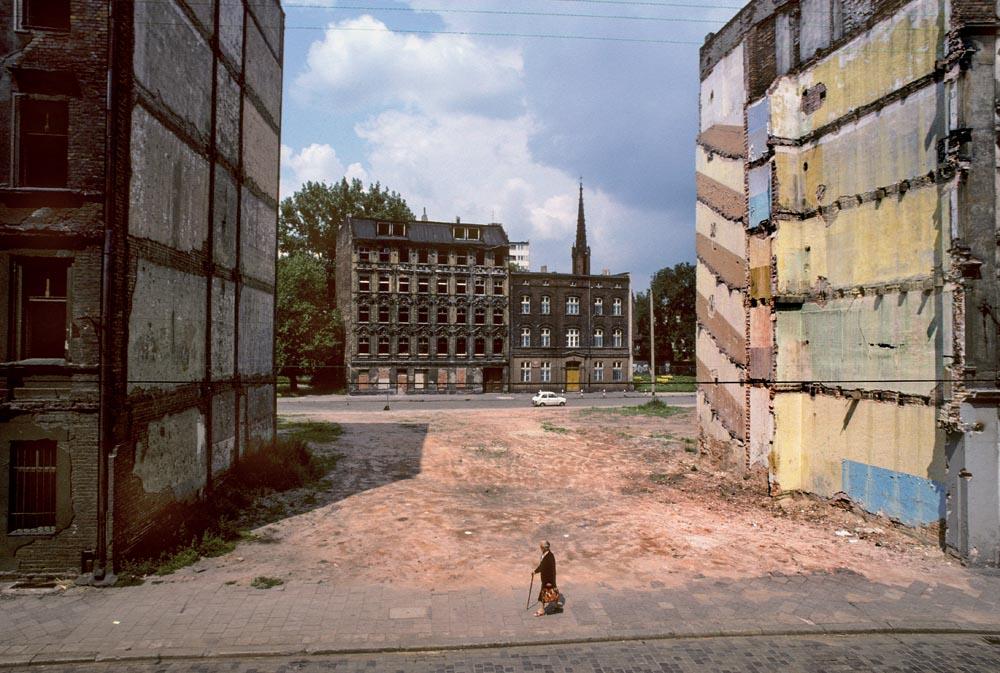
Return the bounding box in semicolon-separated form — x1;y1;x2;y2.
285;24;704;44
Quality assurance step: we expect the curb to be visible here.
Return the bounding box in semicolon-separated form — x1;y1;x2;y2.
5;624;999;668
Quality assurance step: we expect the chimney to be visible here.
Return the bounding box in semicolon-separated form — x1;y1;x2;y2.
540;265;547;273
602;268;610;275
455;216;461;223
421;207;428;222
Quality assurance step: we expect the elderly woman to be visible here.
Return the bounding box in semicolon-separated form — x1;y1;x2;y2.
532;541;559;617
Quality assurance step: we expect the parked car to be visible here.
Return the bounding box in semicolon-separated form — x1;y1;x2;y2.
532;391;567;407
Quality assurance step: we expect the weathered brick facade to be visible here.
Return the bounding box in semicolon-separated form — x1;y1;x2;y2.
1;0;283;576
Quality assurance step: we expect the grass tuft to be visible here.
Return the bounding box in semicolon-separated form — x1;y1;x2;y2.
541;421;570;434
251;576;284;589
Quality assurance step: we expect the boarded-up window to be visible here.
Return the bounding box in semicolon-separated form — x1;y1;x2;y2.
18;98;69;187
15;257;70;359
8;440;57;532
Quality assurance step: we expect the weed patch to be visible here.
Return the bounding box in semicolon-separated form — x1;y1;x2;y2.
541;421;570;434
582;399;683;419
277;419;343;444
251;576;284;589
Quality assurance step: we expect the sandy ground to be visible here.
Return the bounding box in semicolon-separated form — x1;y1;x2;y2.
174;406;968;591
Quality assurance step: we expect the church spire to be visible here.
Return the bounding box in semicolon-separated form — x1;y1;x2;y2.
571;180;591;275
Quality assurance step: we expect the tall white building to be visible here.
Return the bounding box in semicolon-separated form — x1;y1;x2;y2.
509;241;530;271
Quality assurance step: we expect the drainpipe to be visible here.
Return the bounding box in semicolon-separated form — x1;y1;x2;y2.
95;0;118;581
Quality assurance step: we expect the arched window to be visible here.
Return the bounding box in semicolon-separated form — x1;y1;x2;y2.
593;328;604;348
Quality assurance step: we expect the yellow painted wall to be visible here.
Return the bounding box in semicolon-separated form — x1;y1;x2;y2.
769;0;945;139
775;185;948;292
773;83;945;211
772;392;945;496
696;202;745;261
696;146;744;194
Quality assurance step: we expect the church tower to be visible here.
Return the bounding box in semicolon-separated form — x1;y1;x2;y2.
571;182;591;275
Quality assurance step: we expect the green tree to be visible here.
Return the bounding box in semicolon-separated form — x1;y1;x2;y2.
278;179;413;387
275;252;341;392
633;262;695;372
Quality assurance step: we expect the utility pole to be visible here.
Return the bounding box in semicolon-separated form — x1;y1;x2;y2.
649;280;655;399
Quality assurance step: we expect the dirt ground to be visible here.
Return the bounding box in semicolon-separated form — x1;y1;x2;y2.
179;405;969;591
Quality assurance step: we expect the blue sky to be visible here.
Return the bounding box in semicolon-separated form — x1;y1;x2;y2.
278;1;743;289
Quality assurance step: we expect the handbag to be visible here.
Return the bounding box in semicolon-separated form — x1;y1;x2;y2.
541;585;560;604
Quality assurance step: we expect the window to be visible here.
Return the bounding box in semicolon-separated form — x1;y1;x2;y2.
398;305;410;324
594;361;604;382
521;295;531;314
437;306;449;324
593;328;604;348
378;335;390;355
540;362;551;383
17;99;69;187
492;337;504;355
540;328;551;347
358;246;372;262
594;297;604;316
455;306;466;324
520;327;531;347
495;253;506;266
454;226;480;240
378;305;389;323
359;274;370;292
13;257;70;359
8;440;57;532
612;328;623;348
418;276;429;293
612;298;623;316
358;336;370;355
417;306;429;323
418;249;429;264
540;296;550;315
455;251;468;266
21;0;71;30
520;362;532;383
379;247;391;263
493;279;504;295
376;222;390;236
437;336;449;356
400;248;411;263
474;337;486;356
486;252;495;266
456;336;467;356
612;361;623;381
456;278;467;294
398;336;410;356
398;276;410;293
475;250;485;265
566;328;579;348
357;305;370;322
378;276;390;292
474;307;486;325
566;296;580;315
437;276;449;294
418;336;429;356
474;278;486;295
492;307;504;325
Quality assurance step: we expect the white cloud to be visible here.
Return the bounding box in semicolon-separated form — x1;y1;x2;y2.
294;15;524;115
279;143;367;198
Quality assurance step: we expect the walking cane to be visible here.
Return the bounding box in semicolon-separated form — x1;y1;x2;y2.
526;573;535;610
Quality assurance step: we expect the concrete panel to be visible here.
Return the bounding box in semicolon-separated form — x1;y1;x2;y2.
949;403;1000;565
212;391;236;477
129;107;210;252
696;172;744;222
769;0;945;139
697;232;746;290
799;0;832;61
697;338;745;439
700;43;745;130
748;385;773;468
240;188;277;285
133;407;206;501
773;84;946;211
238;286;274;376
748;163;771;229
246;0;284;58
772;392;945;515
842;459;945;525
211;277;236;380
219;0;245;69
696;146;744;194
184;0;214;31
128;261;207;391
133;0;212;136
213;164;239;270
775;290;947;396
245;384;275;448
696;202;745;261
244;19;282;123
776;186;947;293
697;263;745;336
746;98;769;162
242;100;280;198
749;304;772;380
215;64;241;168
749;234;772;300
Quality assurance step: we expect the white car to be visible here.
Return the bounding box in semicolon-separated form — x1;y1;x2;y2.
532;391;567;407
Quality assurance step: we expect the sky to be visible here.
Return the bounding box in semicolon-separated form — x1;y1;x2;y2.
277;0;743;290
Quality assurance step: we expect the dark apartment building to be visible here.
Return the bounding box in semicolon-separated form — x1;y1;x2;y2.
1;0;283;577
510;186;631;392
336;217;510;392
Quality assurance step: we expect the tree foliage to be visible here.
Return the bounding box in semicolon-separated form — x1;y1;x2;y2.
633;262;695;370
277;179;413;387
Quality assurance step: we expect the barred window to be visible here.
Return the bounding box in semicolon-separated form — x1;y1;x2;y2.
8;440;57;532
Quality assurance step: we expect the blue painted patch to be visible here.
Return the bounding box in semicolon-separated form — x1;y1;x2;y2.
747;164;771;230
841;460;945;526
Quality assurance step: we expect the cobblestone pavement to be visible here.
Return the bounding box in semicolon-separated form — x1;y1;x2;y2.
1;567;998;667
23;634;1000;672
